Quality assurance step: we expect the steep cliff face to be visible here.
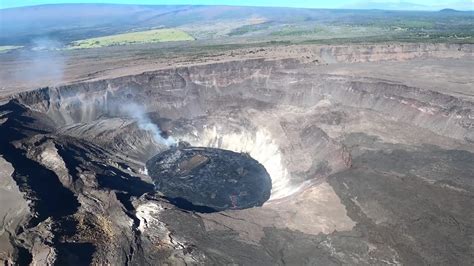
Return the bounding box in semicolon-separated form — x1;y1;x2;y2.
16;55;474;144
1;46;473;265
14;59;353;199
1;43;472;101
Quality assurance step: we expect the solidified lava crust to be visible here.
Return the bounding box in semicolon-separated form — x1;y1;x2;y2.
146;146;272;211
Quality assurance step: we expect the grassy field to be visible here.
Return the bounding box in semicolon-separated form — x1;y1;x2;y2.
0;46;23;53
68;28;195;49
269;25;387;39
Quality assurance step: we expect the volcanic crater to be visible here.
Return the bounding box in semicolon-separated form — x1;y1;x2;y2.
1;44;474;265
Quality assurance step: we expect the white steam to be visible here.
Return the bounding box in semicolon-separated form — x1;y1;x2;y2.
13;38;65;86
121;103;176;147
181;126;301;200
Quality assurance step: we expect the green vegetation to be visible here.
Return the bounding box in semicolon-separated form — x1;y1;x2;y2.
355;19;436;30
393;20;434;29
228;23;272;36
299;33;474;45
270;25;386;39
222;16;473;45
0;45;23;53
4;6;474;48
68;29;195;49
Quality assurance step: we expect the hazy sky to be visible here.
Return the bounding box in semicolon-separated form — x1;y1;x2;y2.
1;0;472;10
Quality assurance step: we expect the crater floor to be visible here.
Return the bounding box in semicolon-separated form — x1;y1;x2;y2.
146;146;272;211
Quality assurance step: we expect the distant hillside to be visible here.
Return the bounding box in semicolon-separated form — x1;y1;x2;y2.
439;8;460;13
344;1;474;11
345;1;431;11
0;4;473;46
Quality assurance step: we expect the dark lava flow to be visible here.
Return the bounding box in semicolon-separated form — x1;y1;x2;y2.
146;146;272;212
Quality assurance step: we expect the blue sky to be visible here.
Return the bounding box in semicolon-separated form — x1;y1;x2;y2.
1;0;472;10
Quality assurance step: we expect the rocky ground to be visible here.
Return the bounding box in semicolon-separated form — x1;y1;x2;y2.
0;43;473;265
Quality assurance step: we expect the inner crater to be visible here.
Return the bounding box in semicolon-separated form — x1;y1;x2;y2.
146;144;272;212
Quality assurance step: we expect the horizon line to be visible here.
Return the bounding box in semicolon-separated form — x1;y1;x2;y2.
0;2;472;11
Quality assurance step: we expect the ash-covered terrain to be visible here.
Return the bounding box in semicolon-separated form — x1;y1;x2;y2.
0;42;473;265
